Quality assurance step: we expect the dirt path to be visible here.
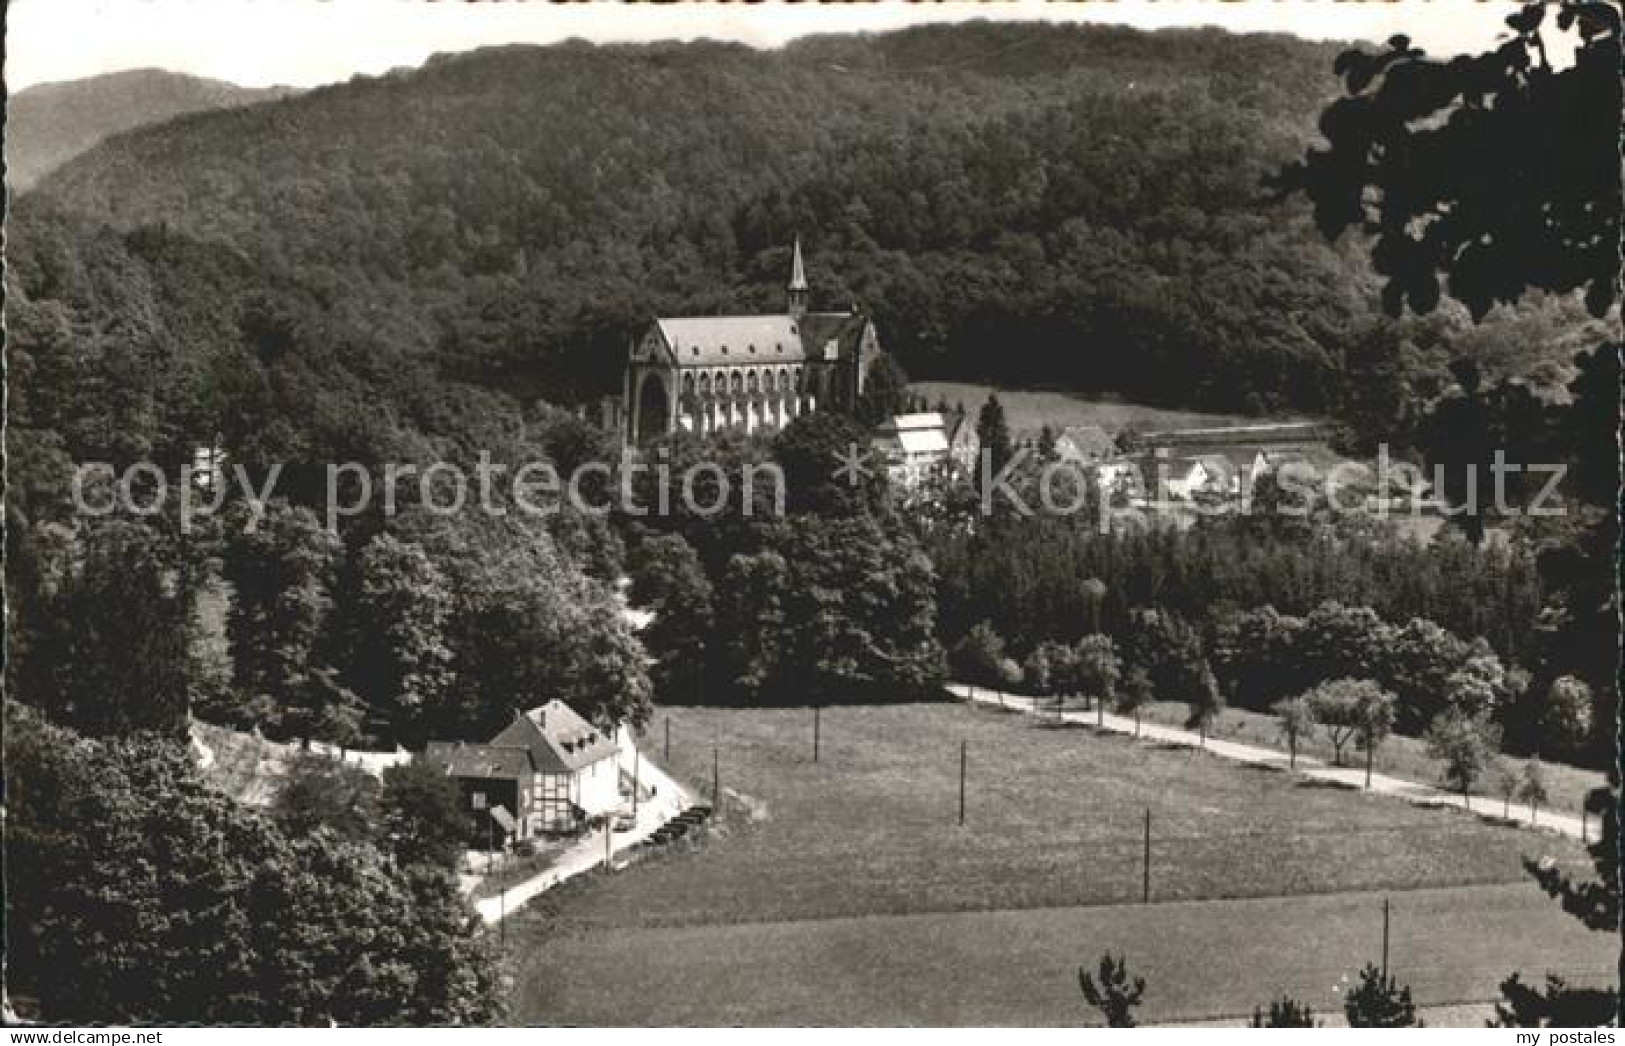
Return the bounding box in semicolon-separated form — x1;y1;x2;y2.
948;684;1591;844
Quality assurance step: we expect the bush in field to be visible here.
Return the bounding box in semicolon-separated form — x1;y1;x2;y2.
1343;964;1418;1028
1251;995;1317;1027
1079;952;1145;1028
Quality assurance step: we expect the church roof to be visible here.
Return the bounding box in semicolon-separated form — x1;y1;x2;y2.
655;311;868;367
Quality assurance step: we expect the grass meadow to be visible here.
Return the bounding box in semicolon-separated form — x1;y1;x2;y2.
908;382;1268;436
508;701;1608;1025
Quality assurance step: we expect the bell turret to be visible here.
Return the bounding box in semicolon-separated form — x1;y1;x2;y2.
787;237;808;318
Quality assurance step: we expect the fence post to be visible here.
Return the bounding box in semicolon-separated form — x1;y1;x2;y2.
1142;809;1151;904
958;741;967;826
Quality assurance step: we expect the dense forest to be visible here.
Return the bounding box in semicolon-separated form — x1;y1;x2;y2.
19;23;1604;432
4;14;1618;1024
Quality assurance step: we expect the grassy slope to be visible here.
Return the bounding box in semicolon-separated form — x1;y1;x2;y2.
910;381;1270;436
510;702;1602;1024
516;882;1611;1026
1121;699;1605;818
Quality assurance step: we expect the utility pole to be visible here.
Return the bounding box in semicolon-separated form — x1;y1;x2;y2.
1380;897;1390;978
632;744;641;819
813;706;821;763
712;743;720;807
958;741;968;826
604;819;612;868
664;717;671;762
500;885;507;946
1142;809;1151;904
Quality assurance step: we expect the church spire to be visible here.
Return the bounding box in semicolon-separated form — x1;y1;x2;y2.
787;237;808;317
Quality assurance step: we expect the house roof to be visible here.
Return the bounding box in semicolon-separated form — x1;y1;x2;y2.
1055;425;1116;459
489;699;619;775
887;412;947;432
895;429;950;456
423;741;533;780
654;311;868;367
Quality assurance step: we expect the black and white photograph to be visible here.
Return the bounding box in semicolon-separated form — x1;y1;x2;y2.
2;0;1620;1030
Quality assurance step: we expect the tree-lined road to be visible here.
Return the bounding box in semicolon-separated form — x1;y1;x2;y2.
949;683;1591;842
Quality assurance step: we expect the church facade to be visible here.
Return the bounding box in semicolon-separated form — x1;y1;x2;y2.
622;241;881;444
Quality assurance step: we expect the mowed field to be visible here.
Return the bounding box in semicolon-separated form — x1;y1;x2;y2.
509;701;1610;1026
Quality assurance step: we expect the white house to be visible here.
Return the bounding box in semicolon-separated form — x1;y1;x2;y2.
873;412;952;488
424;699;621;842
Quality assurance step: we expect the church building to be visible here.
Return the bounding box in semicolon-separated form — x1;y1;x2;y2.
622;240;881;444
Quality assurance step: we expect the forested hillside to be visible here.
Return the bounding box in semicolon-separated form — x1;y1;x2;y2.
5;69;297;190
0;26;1476;422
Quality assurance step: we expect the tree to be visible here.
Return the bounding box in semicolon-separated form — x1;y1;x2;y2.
1343;963;1419;1028
1184;661;1224;747
1276;0;1620;320
1495;766;1521;821
975;393;1013;481
3;703;502;1024
1073;633;1122;727
380;759;470;870
1210;605;1306;711
1304;678;1391;768
1353;685;1397;789
1116;667;1154;737
345;533;456;745
856;351;909;426
1424;707;1504;808
716;548;791;700
1022;643;1057;699
1539;675;1594;756
717;516;945;704
1298;602;1390;684
1250;995;1317;1027
628;532;716;703
774;410;881;517
1443;651;1520;721
1382;616;1476;734
1271;695;1317;769
222;499;346;742
1492;972;1619;1028
951;621;1007;690
1516;758;1549;826
1126;608;1210;711
271;753;381;840
1078;952;1145;1028
10;520;196;738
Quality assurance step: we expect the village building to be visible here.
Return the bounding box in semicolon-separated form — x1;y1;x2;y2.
423;699;621;844
1053;424;1117;464
946;408;980;471
873;412;952;488
621;239;882;444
